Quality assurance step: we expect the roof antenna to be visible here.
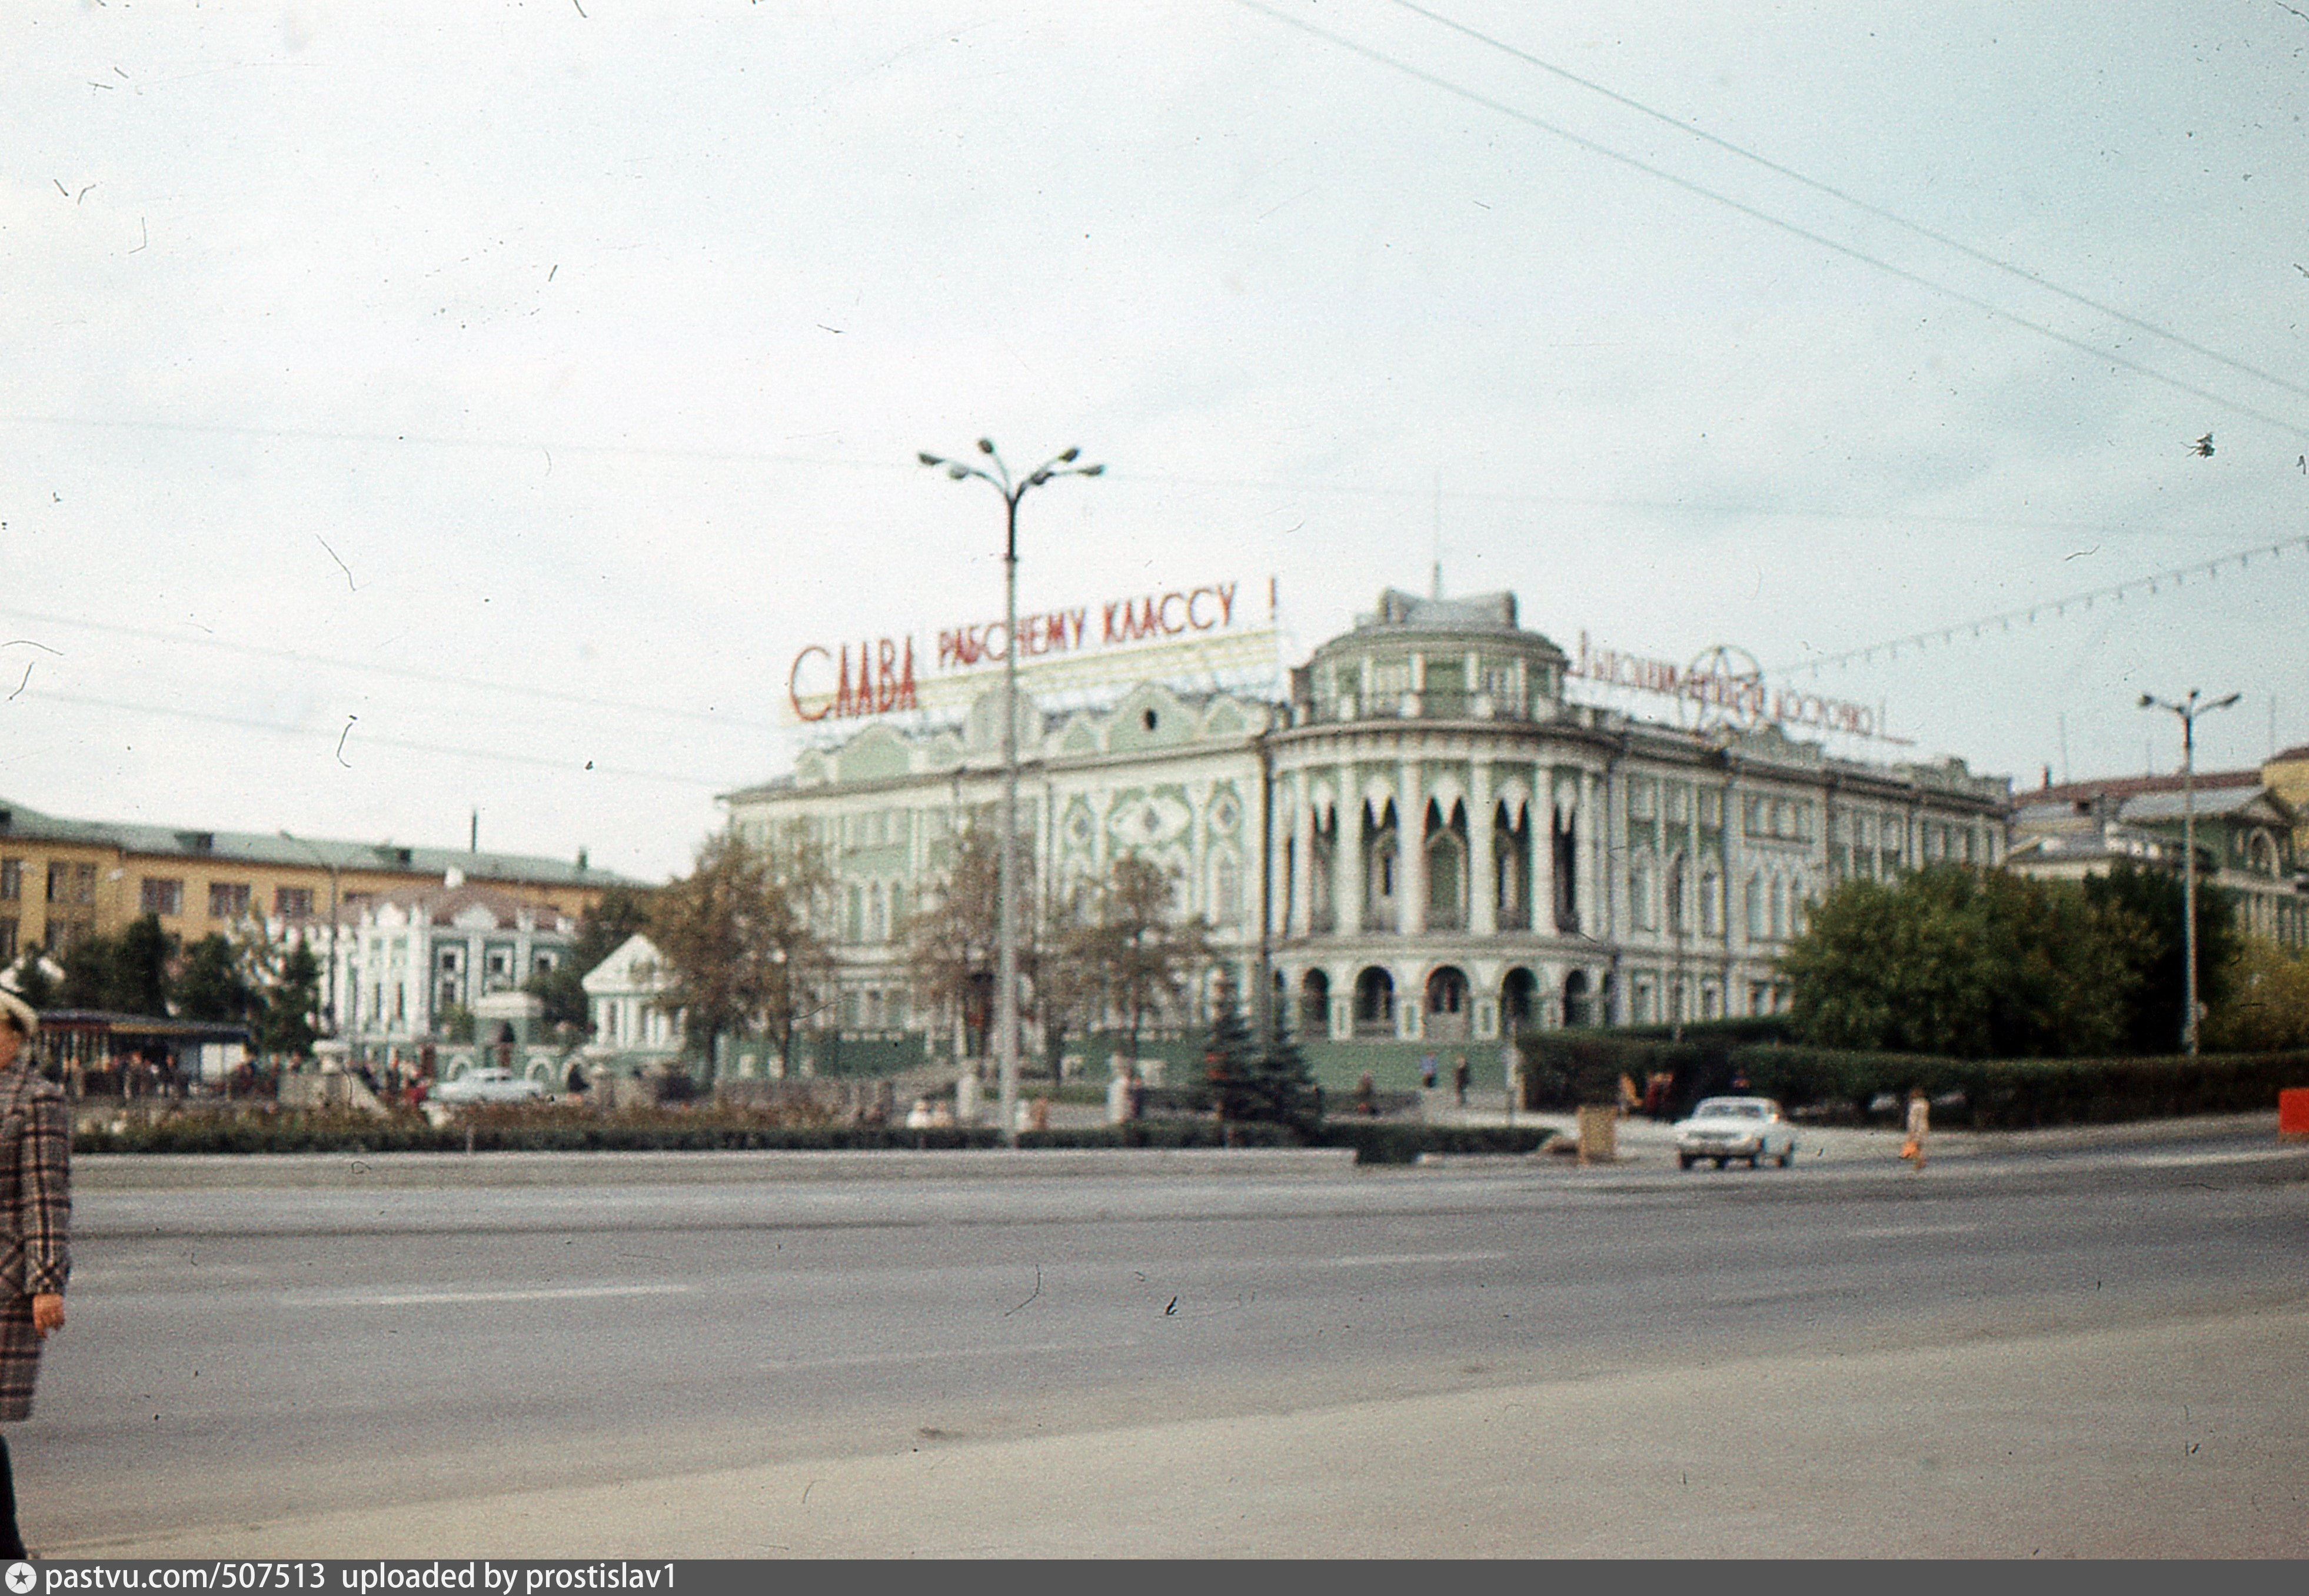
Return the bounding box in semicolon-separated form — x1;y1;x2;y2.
470;808;478;854
1430;471;1443;600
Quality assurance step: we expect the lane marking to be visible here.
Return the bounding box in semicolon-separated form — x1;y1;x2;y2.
2121;1149;2309;1169
1845;1224;1981;1239
1313;1251;1511;1269
760;1338;1139;1373
286;1283;691;1308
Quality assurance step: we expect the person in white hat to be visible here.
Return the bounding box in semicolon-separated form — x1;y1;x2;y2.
0;989;68;1559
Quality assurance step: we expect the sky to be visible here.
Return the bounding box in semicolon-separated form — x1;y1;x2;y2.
6;1;2308;885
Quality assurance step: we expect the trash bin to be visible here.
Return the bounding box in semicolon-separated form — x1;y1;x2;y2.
1576;1104;1618;1165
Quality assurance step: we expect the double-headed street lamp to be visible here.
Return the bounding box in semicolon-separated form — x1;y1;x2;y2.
2138;689;2240;1056
919;440;1103;1148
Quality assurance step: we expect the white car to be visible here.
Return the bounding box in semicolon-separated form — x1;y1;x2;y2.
1674;1096;1798;1169
429;1066;549;1105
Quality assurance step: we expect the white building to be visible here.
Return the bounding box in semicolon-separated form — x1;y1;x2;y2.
580;932;685;1063
338;880;576;1055
721;586;2012;1082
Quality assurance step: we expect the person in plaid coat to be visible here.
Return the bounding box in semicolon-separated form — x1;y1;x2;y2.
0;988;68;1560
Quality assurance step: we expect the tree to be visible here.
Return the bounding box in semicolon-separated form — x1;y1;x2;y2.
175;932;259;1025
2204;937;2309;1052
1779;864;2140;1059
2078;860;2240;1054
649;826;833;1079
1202;968;1260;1132
56;916;178;1015
1063;852;1213;1060
525;882;657;1036
258;943;323;1060
1252;1000;1325;1135
903;817;1017;1064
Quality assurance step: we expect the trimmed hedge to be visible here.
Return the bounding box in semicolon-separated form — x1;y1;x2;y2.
74;1109;1555;1165
1725;1044;2309;1129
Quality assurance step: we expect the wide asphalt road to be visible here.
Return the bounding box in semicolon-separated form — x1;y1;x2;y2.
23;1117;2309;1557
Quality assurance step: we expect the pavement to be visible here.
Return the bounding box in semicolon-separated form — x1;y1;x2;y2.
48;1107;2307;1559
59;1300;2309;1558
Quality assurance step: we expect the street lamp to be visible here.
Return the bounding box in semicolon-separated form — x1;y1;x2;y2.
278;830;342;1038
2138;689;2240;1056
919;439;1103;1148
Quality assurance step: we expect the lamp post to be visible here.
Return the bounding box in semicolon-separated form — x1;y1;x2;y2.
919;440;1103;1148
277;831;342;1038
2138;689;2240;1056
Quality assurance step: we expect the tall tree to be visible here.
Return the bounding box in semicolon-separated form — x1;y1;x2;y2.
1064;852;1214;1060
649;826;833;1078
112;913;176;1016
1202;967;1259;1131
2204;937;2309;1052
903;818;1016;1063
174;932;259;1025
1780;864;2140;1059
2078;860;2240;1054
258;943;323;1059
1252;1000;1325;1136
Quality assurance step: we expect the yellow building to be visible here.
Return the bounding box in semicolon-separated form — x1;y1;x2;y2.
2264;744;2309;859
0;796;627;969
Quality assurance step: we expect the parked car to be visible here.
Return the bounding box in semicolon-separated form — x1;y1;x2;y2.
429;1066;549;1105
1673;1096;1798;1169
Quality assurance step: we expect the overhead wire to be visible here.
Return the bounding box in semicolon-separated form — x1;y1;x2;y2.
1233;0;2309;441
1384;0;2309;409
1771;533;2309;676
0;607;781;733
11;686;738;789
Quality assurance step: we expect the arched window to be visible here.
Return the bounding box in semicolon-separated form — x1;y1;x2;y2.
1500;967;1538;1033
1353;967;1398;1035
1300;968;1332;1034
1701;868;1722;937
1770;875;1788;940
1631;852;1656;932
1745;873;1764;939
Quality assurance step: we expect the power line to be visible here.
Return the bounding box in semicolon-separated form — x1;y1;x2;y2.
1386;0;2309;410
4;414;2198;541
1235;1;2309;442
0;607;781;734
11;686;736;789
1771;533;2309;675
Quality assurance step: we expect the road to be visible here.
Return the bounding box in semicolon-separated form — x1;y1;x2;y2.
23;1116;2309;1557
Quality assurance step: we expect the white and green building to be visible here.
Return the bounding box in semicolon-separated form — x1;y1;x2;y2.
721;587;2012;1088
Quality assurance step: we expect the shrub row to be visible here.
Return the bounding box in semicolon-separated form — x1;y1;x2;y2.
1726;1045;2309;1129
75;1110;1555;1164
1516;1030;2309;1128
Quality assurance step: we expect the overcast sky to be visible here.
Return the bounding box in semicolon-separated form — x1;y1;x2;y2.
7;1;2307;884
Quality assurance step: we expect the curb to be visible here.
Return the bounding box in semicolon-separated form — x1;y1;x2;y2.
72;1145;1363;1189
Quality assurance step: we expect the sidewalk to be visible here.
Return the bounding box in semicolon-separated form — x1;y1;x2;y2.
1415;1095;2285;1166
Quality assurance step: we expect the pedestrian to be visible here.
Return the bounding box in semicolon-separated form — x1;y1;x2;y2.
1420;1054;1438;1092
0;988;69;1561
1901;1086;1930;1172
1452;1054;1470;1107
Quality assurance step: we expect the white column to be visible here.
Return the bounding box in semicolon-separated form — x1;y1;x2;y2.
1535;771;1559;935
1336;792;1364;938
1469;759;1496;937
1578;768;1602;939
1400;760;1426;936
1291;779;1316;936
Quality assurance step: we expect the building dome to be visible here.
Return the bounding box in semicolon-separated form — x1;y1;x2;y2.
1295;588;1570;724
